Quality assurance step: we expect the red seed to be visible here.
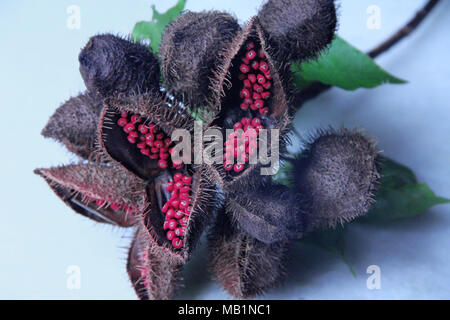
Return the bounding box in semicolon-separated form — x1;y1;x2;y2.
156;133;165;140
250;104;258;111
117;118;127;127
241;57;250;65
129;131;138;138
243;79;251;88
263;82;272;90
238;74;246;81
182;176;192;185
179;200;188;210
96;199;105;206
259;107;269;115
148;124;158;133
241;117;250;125
163;220;170;230
166;231;175;241
179;192;189;201
131;114;141;123
180;217;189;227
234;163;245;173
251;61;259;70
174;210;184;219
127;136;136;144
259;61;269;72
233;122;243;130
261;91;271;99
175;227;184;237
180;186;190;194
174;173;183;182
121;112;128;118
246;50;256;60
158;159;168;169
253;84;263;93
224;163;234;171
174;181;183;190
149;154;159;159
240;64;250;73
254;100;264;109
246;42;255;50
110;203;120;211
264;71;272;80
138;124;148;134
172;160;184;169
168;219;178;230
145;133;154;141
251;118;261;127
244;97;253;105
162;202;170;213
172;238;183;249
140;148;150;156
257;74;266;84
248;74;256;83
151;147;159;154
240;88;250;98
160;152;169;160
167;208;175;218
137;142;146;149
166;182;174;192
124;123;135;133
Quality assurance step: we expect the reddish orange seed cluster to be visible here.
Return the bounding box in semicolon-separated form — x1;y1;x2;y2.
238;41;272;115
162;172;193;249
223;117;264;172
117;112;183;170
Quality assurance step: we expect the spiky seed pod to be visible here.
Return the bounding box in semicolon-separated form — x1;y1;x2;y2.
293;129;380;229
160;11;241;107
34;163;147;227
227;183;306;244
99;93;194;180
41;92;102;159
79;34;161;98
206;18;292;192
257;0;337;62
209;213;289;298
127;225;182;300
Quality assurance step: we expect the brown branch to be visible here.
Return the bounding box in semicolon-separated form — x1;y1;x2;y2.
296;0;440;106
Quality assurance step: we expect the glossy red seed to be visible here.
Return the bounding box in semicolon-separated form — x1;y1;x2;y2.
251;61;259;70
154;140;164;148
160;152;169;160
151;147;159;153
173;173;183;182
180;186;190;193
248;74;256;83
138;124;148;134
156;133;164;140
263;82;271;90
175;227;184;237
257;74;266;84
258;49;266;59
246;50;256;60
145;133;154;141
233;122;243;130
121;112;128;118
131;114;141;123
174;210;184;219
96;199;105;206
243;79;251;88
249;104;258;111
172;238;183;249
163;220;170;230
137;142;146;149
240;103;249;111
166;230;175;241
241;117;250;125
162;202;170;213
168;219;178;230
255;100;264;109
129;131;138;138
259;107;269;115
127;136;136;144
166;182;174;192
224;163;234;171
158;159;168;169
244;97;253;105
234;163;245;173
149;154;159;159
251;118;261;127
264;71;272;80
182;176;192;185
239;64;250;73
240;88;250;98
261;91;271;99
253;84;263;93
259;62;269;72
110;203;120;211
124;123;135;133
241;57;250;65
140;148;150;156
246;42;255;50
117;118;127;127
167;208;175;218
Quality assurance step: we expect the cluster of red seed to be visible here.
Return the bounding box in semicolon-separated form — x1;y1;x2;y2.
117;112;183;170
223;117;265;172
162;172;193;249
238;41;272;115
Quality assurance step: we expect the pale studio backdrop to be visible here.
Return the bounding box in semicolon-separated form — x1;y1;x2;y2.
0;0;449;299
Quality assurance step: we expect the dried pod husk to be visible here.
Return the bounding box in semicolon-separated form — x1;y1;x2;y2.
41;92;102;159
257;0;337;62
160;11;241;107
227;183;306;244
143;166;223;264
127;225;182;300
98;92;194;180
34;163;146;226
79;34;161;98
293;129;381;229
206;18;292;192
209;213;289;299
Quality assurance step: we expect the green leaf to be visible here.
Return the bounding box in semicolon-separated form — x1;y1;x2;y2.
302;227;356;277
362;157;450;222
272;160;294;188
292;36;406;90
131;0;186;54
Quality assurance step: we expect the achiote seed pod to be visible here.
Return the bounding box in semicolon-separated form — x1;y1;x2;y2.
292;129;381;229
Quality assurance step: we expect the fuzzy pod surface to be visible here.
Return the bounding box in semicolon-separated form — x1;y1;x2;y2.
227;183;306;244
79;34;161;98
293;129;380;228
258;0;337;62
209;213;289;299
41;92;102;159
160;11;241;107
